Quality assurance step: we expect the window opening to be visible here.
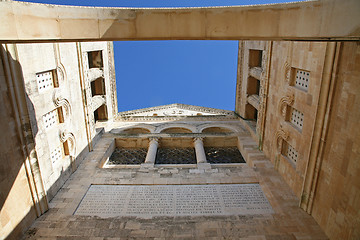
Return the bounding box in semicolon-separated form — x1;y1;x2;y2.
249;49;263;68
108;148;147;165
291;68;310;92
247;76;260;96
155;148;196;164
36;69;58;93
88;51;103;68
283;142;298;164
245;104;258;120
50;146;63;165
205;147;245;164
288;107;304;130
94;104;108;121
91;78;106;96
43;109;59;129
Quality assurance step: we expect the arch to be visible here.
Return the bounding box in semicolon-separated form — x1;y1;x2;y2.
122;127;151;134
155;123;196;133
111;124;155;134
198;124;244;134
202;127;233;133
160;127;192;134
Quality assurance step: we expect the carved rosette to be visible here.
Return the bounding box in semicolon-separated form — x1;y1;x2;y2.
283;62;291;83
60;131;76;157
149;137;159;145
278;93;294;119
193;137;204;143
275;127;289;153
53;95;72;121
56;63;67;84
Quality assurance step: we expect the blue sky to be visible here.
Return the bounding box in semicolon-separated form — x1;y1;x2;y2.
22;0;301;111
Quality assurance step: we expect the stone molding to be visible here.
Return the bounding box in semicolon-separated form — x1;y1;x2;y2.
278;93;294;119
275;127;289;153
86;68;104;82
283;62;291;83
193;137;204;142
247;94;260;110
117;115;238;121
53;95;72;121
118;103;235;117
60;131;76;157
91;95;106;112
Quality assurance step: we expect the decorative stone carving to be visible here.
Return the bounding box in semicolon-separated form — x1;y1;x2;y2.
53;96;72;121
60;131;76;157
247;94;260;110
87;68;104;82
163;109;185;116
249;67;262;80
283;62;291;83
149;137;159;144
91;95;106;112
56;63;67;84
193;137;204;142
275;127;289;153
278;93;294;118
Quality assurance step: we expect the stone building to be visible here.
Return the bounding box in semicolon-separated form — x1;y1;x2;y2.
0;41;117;238
0;1;359;239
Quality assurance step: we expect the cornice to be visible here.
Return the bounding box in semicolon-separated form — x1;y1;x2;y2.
117;103;235;117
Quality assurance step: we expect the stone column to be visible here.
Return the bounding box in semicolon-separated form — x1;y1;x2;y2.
193;137;207;163
144;137;159;164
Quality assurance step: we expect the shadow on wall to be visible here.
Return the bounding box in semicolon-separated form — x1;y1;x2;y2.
0;44;94;240
0;44;39;239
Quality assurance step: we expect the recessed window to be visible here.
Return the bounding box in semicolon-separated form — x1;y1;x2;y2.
287;107;304;131
108;148;147;165
245;104;258;120
204;147;245;164
291;68;310;92
91;78;106;96
94;104;108;122
88;51;103;69
247;76;260;96
249;49;263;68
43;107;64;129
283;142;298;164
43;109;59;129
155;148;196;164
50;146;63;165
36;69;58;93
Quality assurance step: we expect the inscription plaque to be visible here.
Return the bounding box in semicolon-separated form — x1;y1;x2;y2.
75;184;273;217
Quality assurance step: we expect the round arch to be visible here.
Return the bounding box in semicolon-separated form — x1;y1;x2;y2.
198;124;243;134
155;123;196;133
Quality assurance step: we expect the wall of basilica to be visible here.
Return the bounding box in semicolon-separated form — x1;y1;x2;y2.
0;41;117;239
236;40;360;239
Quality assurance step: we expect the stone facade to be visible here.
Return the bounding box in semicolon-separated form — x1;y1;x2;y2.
0;41;116;239
0;1;359;237
235;41;360;239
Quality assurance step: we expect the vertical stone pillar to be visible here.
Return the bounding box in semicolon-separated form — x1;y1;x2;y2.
144;137;159;164
193;137;207;163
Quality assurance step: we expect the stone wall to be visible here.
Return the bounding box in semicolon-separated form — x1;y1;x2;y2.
237;40;360;239
262;41;328;198
0;41;117;239
0;45;38;239
311;42;360;239
16;43;91;200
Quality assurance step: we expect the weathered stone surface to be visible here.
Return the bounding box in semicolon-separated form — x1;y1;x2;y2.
0;0;359;42
75;184;273;217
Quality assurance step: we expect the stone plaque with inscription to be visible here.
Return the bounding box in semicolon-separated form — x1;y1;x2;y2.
75;184;273;217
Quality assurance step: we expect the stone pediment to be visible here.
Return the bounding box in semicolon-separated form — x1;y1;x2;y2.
117;103;237;120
